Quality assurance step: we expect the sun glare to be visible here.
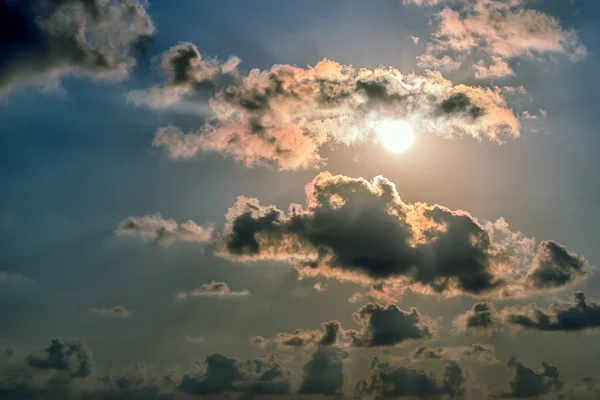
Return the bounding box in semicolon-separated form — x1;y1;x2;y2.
376;120;415;153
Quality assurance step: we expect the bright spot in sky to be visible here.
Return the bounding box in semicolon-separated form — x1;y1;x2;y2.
376;120;415;153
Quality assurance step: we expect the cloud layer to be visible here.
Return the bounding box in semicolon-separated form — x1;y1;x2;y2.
216;172;590;298
149;57;521;169
0;0;154;95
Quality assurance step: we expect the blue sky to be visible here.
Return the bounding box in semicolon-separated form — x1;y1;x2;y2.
2;1;600;399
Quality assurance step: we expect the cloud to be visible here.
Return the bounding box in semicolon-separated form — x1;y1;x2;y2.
298;346;348;395
411;343;497;363
497;357;562;398
115;213;213;245
26;339;92;378
128;42;240;108
505;292;600;332
0;0;154;95
90;306;133;319
1;343;174;400
348;303;435;347
418;0;586;79
525;241;589;290
177;281;250;299
259;320;343;348
356;356;465;398
216;172;590;298
178;353;291;396
151;58;520;169
453;302;502;335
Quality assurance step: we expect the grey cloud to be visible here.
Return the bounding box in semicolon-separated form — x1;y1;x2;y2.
356;356;465;398
348;303;434;347
298;346;348;395
26;339;92;378
319;321;342;346
411;343;497;363
506;292;600;332
115;213;213;245
0;0;154;95
128;42;240;108
216;172;590;298
453;302;501;335
257;320;343;348
178;353;291;396
526;241;589;290
497;357;562;398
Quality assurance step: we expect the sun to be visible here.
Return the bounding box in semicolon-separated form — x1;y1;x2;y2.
376;120;415;153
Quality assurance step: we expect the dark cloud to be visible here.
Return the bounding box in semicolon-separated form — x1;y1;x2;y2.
498;357;562;398
319;321;342;346
1;358;173;400
0;0;154;95
348;303;434;347
453;302;501;335
298;346;348;395
356;357;465;398
438;92;485;119
217;173;590;298
151;58;520;169
411;343;497;363
26;339;92;378
128;42;240;108
506;292;600;332
178;353;291;396
526;241;589;290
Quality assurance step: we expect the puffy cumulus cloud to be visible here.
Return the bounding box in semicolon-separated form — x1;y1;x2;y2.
356;356;465;398
505;292;600;332
128;42;240;108
178;353;291;396
525;241;589;290
348;303;435;347
298;346;348;395
90;305;133;319
0;0;154;95
453;302;502;335
411;343;497;363
419;0;586;79
496;357;562;398
152;58;520;170
176;281;250;299
26;339;92;378
115;213;213;245
216;172;590;298
258;320;343;348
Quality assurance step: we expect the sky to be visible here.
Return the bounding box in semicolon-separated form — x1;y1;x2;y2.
1;0;600;399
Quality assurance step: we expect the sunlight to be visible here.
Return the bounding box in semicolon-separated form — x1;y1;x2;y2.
375;120;415;153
